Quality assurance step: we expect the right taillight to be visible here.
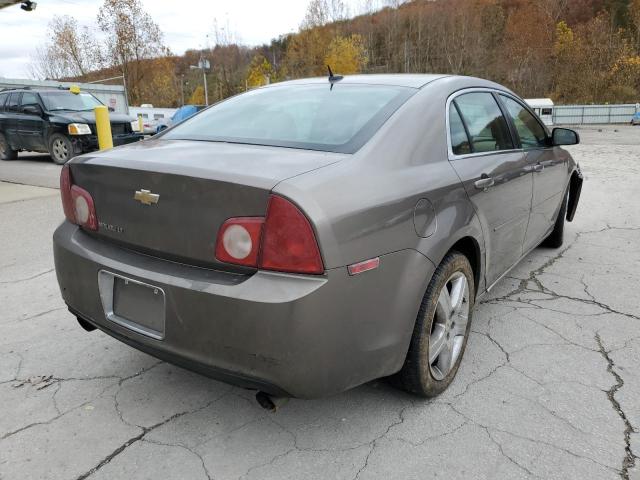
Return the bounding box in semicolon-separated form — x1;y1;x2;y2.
60;164;98;231
214;195;324;275
259;196;324;275
215;217;264;267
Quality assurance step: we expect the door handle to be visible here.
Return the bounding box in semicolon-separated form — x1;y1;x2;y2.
533;163;544;172
474;176;495;190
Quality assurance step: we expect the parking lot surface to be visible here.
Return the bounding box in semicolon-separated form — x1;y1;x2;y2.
1;126;638;480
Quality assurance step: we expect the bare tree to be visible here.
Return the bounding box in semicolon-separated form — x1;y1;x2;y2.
302;0;349;28
29;15;103;80
98;0;169;104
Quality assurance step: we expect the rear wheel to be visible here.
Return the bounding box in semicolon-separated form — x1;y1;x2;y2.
542;189;568;248
48;133;73;165
395;252;475;397
0;132;18;161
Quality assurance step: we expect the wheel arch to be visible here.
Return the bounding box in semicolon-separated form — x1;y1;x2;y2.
447;236;482;297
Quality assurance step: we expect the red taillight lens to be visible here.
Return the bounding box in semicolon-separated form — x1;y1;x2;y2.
214;195;324;275
259;196;324;275
215;217;264;267
60;165;75;223
60;165;98;231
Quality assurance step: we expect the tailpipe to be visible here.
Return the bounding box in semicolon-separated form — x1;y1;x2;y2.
256;391;288;411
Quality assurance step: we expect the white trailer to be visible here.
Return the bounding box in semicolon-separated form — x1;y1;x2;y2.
524;98;554;126
129;106;177;134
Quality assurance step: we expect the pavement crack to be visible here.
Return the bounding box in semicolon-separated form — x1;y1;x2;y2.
484;426;537;478
17;306;66;322
142;438;213;480
76;391;231;479
595;333;637;479
0;268;54;284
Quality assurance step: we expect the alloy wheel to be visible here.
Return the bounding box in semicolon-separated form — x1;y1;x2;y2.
429;271;470;381
52;138;69;162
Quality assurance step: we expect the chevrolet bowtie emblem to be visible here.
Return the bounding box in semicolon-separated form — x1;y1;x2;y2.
134;189;160;205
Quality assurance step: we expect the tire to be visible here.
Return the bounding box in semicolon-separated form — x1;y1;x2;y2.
395;251;475;397
48;133;74;165
542;189;568;248
0;132;18;161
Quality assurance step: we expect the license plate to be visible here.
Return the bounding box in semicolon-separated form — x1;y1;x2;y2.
98;271;165;340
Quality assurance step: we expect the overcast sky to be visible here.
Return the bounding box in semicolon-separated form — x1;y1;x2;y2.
0;0;371;79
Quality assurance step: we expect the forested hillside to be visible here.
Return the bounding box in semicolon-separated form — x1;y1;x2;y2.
32;0;640;106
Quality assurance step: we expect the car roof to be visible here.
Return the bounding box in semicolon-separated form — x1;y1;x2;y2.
269;74;451;89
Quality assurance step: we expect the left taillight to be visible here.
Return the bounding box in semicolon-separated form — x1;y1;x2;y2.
60;164;98;231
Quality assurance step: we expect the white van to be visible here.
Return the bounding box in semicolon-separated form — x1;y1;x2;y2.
524;98;554;126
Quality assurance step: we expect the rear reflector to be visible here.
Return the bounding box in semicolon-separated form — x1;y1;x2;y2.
215;217;264;267
259;196;324;275
348;257;380;276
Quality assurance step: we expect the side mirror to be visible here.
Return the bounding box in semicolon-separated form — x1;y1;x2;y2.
552;128;579;146
23;104;42;116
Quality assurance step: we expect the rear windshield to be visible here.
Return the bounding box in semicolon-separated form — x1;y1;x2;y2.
162;84;415;153
40;91;103;112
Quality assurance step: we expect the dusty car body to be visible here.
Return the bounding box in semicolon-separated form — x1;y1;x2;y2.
53;74;582;399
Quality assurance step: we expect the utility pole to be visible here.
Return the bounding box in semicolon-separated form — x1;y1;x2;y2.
180;74;185;106
203;67;209;106
190;57;210;106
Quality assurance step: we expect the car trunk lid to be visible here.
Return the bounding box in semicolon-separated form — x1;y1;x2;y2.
69;139;343;271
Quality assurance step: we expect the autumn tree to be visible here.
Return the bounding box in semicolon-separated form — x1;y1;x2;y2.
188;85;206;105
284;27;333;77
324;35;368;74
246;55;274;88
98;0;169;105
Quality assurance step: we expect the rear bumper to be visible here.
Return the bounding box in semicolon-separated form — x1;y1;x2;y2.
53;222;434;398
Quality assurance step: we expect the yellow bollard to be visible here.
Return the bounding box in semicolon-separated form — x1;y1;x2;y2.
94;106;113;150
138;114;143;134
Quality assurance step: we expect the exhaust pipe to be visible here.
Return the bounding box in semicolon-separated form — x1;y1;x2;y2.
256;391;288;411
77;317;97;332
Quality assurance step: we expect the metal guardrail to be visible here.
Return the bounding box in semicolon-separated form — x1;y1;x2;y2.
553;104;639;125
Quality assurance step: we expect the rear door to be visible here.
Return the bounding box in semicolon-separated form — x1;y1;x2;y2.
3;93;22;148
447;90;533;286
498;94;569;252
17;91;46;151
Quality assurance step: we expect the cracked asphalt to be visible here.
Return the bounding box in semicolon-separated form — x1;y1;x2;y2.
0;125;638;480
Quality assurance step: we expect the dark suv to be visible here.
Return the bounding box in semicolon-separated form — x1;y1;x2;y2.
0;87;142;164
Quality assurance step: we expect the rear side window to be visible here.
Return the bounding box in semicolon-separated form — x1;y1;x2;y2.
6;93;20;112
20;92;39;107
449;104;471;155
163;84;416;154
499;95;547;149
0;93;8;111
453;92;513;154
